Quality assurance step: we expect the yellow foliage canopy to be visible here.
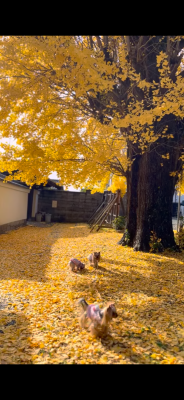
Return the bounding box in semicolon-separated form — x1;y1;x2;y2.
107;175;126;196
0;36;184;189
176;172;184;195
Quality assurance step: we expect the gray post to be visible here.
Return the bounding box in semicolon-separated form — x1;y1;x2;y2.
177;191;181;232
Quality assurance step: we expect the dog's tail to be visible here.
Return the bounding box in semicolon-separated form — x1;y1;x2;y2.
78;298;88;311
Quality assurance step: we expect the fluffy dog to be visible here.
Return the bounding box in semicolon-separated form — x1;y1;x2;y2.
69;258;85;272
88;252;101;269
78;298;118;337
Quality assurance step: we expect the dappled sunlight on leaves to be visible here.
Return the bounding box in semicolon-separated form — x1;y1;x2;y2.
0;223;184;363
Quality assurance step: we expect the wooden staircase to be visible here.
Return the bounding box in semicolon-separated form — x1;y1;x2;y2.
89;189;122;232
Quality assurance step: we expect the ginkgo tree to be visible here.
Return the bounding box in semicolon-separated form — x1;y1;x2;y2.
0;36;184;251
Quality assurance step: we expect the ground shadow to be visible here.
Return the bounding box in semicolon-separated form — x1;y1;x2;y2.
100;258;121;266
99;291;184;364
0;303;32;364
73;256;178;299
73;247;184;364
0;223;91;283
48;223;91;239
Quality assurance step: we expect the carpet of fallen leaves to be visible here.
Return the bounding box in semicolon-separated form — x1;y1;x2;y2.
0;222;184;364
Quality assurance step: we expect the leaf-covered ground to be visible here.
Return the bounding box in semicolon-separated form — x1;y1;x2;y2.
0;223;184;364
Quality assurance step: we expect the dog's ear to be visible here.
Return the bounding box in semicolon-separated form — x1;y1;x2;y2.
108;303;118;318
107;302;117;316
106;304;114;319
107;302;115;307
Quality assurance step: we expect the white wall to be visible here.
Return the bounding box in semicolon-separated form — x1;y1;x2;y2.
0;181;30;225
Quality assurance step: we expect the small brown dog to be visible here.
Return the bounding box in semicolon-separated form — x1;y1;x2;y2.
69;258;85;272
78;298;118;337
88;252;101;269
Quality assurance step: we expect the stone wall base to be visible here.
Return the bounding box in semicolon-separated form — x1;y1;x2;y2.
0;219;27;235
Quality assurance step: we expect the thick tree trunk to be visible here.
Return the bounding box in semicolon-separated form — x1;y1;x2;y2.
118;144;140;246
118;117;183;252
133;150;176;251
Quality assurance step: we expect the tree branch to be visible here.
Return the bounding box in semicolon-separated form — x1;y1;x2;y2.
103;36;108;48
125;36;130;54
95;36;103;52
89;36;93;49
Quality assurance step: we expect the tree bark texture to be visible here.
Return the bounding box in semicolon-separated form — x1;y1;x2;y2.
118;116;183;251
